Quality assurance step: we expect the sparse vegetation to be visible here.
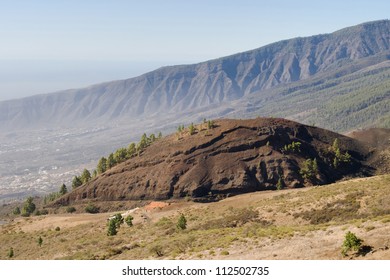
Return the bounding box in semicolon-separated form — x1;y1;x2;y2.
62;130;164;195
294;192;362;224
282;141;301;153
150;245;164;257
1;174;390;260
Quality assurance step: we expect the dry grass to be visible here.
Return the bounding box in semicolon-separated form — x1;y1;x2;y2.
1;175;390;260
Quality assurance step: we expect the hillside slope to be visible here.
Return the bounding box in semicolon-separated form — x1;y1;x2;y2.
55;118;373;205
0;20;389;132
2;175;390;260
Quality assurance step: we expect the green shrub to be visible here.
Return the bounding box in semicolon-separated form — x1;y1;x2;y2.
207;120;215;129
125;215;134;227
13;207;21;215
107;219;118;236
85;204;99;214
189;123;195;135
177;214;187;230
66;206;76;213
35;209;49;216
8;247;14;258
38;236;43;247
112;213;124;228
107;214;124;236
342;231;362;256
276;177;284;190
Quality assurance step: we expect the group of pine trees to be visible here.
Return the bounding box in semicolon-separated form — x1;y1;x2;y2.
71;132;162;190
277;138;352;188
177;119;215;139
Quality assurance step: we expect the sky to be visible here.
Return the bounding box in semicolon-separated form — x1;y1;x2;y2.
0;0;389;101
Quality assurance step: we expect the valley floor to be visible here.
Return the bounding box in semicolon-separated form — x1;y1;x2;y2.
1;175;390;260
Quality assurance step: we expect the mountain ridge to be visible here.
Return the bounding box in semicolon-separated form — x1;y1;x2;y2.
1;20;389;131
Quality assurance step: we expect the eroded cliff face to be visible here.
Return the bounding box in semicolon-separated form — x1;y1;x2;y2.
55;118;372;205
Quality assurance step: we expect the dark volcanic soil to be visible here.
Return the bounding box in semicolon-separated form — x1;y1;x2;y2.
347;128;390;174
56;118;374;205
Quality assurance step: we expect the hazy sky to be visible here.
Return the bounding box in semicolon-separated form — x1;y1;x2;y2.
0;0;389;101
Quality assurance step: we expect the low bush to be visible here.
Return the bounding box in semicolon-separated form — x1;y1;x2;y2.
85;204;99;214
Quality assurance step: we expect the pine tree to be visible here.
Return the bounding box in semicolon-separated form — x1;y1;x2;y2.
300;158;318;180
276;177;283;190
138;133;149;150
97;157;107;174
38;236;43;247
125;215;134;227
21;197;36;216
107;153;116;169
81;169;91;184
72;176;83;189
207;120;214;129
107;219;118;236
13;207;21;215
149;133;156;143
8;247;14;258
127;143;136;158
114;147;128;163
59;184;67;195
188;123;195;135
313;158;318;174
177;214;187;230
113;213;124;229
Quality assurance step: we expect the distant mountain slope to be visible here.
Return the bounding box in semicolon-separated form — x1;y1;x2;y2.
0;20;389;132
